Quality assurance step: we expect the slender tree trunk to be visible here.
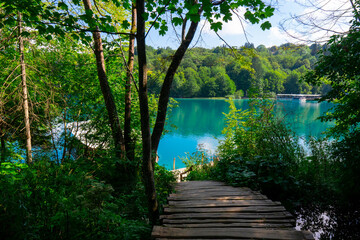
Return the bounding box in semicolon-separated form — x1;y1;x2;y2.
151;20;199;154
136;0;159;225
124;4;137;162
82;0;125;159
18;13;32;164
61;105;67;164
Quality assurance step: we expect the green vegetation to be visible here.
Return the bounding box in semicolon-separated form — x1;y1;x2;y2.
0;160;174;239
1;0;359;238
181;5;360;238
147;43;327;98
182;98;359;238
0;0;276;237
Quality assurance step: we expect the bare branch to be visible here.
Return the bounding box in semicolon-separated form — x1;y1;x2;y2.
281;0;354;43
214;31;238;57
231;9;250;44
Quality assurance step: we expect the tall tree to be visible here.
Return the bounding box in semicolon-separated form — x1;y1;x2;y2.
82;0;126;159
136;0;159;224
18;13;32;164
136;0;275;224
124;3;137;162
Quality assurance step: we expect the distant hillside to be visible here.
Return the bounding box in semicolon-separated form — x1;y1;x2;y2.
145;43;330;98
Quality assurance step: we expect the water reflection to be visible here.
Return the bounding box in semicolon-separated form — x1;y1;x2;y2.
157;98;334;169
296;205;360;239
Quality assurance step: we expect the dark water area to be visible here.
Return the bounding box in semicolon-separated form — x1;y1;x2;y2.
158;98;334;169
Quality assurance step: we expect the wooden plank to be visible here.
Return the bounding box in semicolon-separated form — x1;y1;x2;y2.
175;188;254;193
153;181;313;240
155;238;254;240
175;181;226;188
160;212;294;220
163;222;294;228
169;191;261;198
152;226;308;239
302;231;315;240
167;199;280;208
164;206;287;213
168;199;275;205
168;195;267;201
162;218;296;225
175;186;251;191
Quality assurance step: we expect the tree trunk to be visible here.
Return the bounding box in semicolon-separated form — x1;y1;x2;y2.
18;13;32;164
124;4;137;162
136;0;159;225
151;20;199;154
82;0;125;159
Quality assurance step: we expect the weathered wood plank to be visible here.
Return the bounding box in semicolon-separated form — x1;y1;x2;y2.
153;181;313;240
169;191;261;198
175;181;226;187
163;222;294;228
164;206;287;213
152;226;308;239
162;218;296;225
175;186;252;192
167;199;280;208
160;212;294;220
175;187;253;194
168;195;267;201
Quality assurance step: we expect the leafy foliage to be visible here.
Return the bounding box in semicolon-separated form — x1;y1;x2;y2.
146;44;328;98
0;160;153;240
304;6;360;136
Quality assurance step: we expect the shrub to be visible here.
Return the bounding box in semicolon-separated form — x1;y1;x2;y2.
0;160;151;240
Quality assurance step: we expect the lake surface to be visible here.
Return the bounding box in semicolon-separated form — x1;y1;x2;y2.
157;98;334;169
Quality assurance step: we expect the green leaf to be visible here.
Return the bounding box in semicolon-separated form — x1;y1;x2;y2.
189;4;200;15
58;2;68;11
121;20;130;29
210;22;222;32
260;21;271;30
172;17;183;26
159;23;168;36
142;12;149;21
244;11;258;24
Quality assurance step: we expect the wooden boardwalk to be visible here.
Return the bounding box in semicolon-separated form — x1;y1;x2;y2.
152;181;314;240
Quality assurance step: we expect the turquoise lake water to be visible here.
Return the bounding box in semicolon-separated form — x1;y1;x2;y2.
157;98;335;170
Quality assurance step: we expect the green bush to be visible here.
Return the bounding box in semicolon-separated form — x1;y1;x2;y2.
180;148;214;181
0;160;151;240
154;163;176;210
211;99;336;205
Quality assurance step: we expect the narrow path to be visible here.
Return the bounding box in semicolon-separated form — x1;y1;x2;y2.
152;180;314;240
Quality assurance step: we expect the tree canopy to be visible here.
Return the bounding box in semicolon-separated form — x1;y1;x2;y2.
305;1;360;136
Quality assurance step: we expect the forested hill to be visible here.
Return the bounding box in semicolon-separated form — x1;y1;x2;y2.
145;43;330;98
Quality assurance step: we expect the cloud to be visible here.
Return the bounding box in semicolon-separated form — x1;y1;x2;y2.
261;26;296;47
200;7;248;36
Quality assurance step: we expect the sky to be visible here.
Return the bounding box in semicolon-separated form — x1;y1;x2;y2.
146;0;353;49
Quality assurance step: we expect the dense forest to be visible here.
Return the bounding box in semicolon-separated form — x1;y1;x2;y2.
1;0;360;239
146;43;329;98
